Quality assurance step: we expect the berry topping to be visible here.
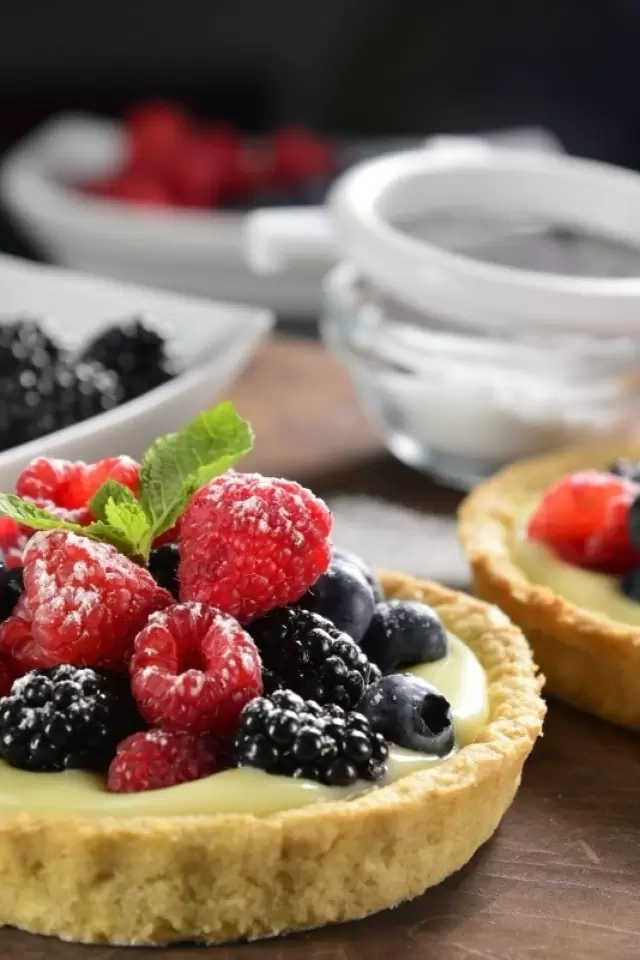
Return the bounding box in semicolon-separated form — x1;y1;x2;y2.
107;729;217;793
0;655;18;698
17;456;139;515
358;674;455;757
233;689;388;786
179;473;332;622
627;494;640;553
296;556;375;642
0;665;142;772
620;567;640;601
0;595;40;673
527;470;640;573
0;562;23;623
359;600;448;675
21;530;172;668
0;517;27;569
81;316;176;403
148;543;180;597
608;458;640;483
247;607;380;710
332;545;383;603
130;603;262;736
0;318;60;381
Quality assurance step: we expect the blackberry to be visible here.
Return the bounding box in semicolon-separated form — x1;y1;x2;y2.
609;458;640;483
620;568;640;601
233;689;388;786
148;543;180;597
0;359;122;453
247;608;380;710
0;317;60;376
0;665;143;772
0;563;23;623
81;315;176;402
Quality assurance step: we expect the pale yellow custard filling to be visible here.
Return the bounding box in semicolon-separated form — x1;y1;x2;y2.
0;635;488;818
513;506;640;627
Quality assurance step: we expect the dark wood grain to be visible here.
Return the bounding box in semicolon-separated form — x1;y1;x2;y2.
3;337;639;960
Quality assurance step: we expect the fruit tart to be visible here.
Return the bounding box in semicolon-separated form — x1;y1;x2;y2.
0;403;544;946
459;443;640;730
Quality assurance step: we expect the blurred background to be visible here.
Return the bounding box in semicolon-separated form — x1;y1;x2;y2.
2;0;639;288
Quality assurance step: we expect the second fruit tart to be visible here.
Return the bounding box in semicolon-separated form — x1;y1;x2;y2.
459;442;640;730
0;404;544;946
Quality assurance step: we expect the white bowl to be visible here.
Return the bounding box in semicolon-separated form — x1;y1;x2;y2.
0;253;273;489
0;114;333;318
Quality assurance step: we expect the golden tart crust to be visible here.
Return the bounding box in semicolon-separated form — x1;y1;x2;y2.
0;572;544;946
459;443;640;730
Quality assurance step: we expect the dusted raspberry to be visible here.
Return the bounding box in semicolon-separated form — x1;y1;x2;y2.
528;470;640;573
0;613;41;673
107;730;217;793
179;473;332;622
17;456;140;515
21;531;172;668
130;602;262;735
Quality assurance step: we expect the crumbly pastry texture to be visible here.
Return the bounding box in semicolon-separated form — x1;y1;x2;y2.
459;443;640;730
0;573;544;946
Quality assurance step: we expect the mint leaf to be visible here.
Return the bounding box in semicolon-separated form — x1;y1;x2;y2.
89;479;138;522
139;401;253;545
83;520;140;558
0;494;87;535
0;493;140;557
103;497;150;550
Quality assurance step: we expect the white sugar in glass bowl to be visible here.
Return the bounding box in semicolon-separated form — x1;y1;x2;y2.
247;144;640;489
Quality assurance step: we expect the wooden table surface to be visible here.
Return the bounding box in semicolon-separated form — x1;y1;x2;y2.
4;338;640;960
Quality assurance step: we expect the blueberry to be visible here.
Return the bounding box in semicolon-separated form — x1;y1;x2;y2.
359;600;448;674
296;558;375;642
620;568;640;601
358;674;455;757
331;546;383;603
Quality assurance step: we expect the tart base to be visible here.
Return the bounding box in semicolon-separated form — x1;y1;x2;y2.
459;443;640;730
0;573;544;946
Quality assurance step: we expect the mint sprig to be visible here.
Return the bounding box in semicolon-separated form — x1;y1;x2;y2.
0;401;253;562
0;494;139;557
138;401;253;557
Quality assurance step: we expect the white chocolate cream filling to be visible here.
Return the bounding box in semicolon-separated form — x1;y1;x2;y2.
0;635;489;818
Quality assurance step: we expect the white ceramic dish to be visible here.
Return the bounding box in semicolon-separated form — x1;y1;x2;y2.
0;253;273;489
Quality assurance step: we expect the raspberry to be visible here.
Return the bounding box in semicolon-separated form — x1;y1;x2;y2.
179;474;332;622
130;602;262;735
88;172;174;207
107;730;217;793
21;530;172;668
528;470;640;573
0;613;40;673
126;102;189;174
17;455;139;515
